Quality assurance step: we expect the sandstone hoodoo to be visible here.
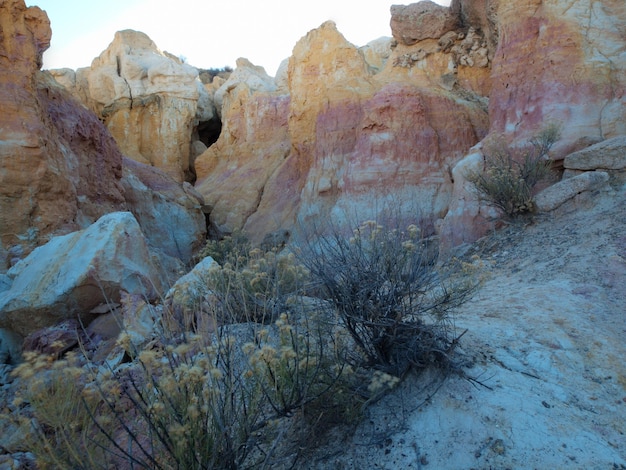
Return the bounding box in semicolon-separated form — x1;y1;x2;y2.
195;19;490;243
51;29;217;183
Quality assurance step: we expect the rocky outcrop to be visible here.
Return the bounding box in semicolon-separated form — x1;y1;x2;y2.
194;59;290;235
0;1;125;271
440;0;626;249
7;0;625;265
437;150;499;252
563;136;626;171
0;212;168;337
53;30;216;182
487;0;626;145
40;73;127;224
391;2;460;45
360;37;394;72
241;22;374;240
122;157;206;270
196;21;489;243
534;171;610;212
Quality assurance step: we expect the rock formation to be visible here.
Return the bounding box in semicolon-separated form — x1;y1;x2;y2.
0;1;126;270
390;1;460;45
534;171;609;212
51;30;217;183
196;21;489;243
1;2;208;278
122;157;206;271
194;58;291;235
487;0;626;143
439;0;626;249
0;212;168;337
5;0;626;264
564;136;626;172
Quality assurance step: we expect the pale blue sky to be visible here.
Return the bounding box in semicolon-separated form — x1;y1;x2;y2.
29;0;450;76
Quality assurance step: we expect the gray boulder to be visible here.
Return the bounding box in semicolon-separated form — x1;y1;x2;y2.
564;136;626;170
535;171;609;212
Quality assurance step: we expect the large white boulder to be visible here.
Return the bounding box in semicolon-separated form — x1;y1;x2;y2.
0;212;168;336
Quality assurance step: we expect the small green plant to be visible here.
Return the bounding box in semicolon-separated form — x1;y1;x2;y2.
466;124;560;217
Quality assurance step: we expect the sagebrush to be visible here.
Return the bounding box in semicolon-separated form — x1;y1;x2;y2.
466;124;560;217
8;219;478;467
298;217;477;377
9;239;360;468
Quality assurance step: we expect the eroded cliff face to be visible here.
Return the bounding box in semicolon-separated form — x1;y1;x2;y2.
439;0;626;250
0;1;125;269
196;20;490;243
31;0;626;252
194;59;291;234
488;0;626;143
52;30;216;183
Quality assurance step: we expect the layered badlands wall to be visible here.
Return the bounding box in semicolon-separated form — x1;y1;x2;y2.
195;9;492;244
0;0;126;268
0;0;206;271
195;0;626;246
2;0;625;262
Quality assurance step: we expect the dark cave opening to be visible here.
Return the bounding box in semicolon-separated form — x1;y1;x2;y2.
196;115;222;148
188;115;222;184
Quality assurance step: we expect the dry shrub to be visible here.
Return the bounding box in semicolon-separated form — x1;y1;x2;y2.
10;352;114;469
196;229;251;266
11;301;355;468
203;234;309;325
298;216;477;377
466;124;560;217
8;219;478;468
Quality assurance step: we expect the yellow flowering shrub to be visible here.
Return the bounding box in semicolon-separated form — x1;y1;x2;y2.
205;241;309;324
465;124;560;217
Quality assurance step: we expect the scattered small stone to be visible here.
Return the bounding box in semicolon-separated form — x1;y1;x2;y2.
491;439;506;455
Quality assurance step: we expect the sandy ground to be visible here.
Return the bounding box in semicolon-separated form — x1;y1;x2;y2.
302;174;626;469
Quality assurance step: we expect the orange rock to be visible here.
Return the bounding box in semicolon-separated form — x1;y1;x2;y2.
488;0;626;146
196;21;488;243
194;59;290;234
0;1;125;269
57;30;215;183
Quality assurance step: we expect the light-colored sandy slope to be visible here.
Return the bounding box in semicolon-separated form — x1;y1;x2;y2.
304;175;626;469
